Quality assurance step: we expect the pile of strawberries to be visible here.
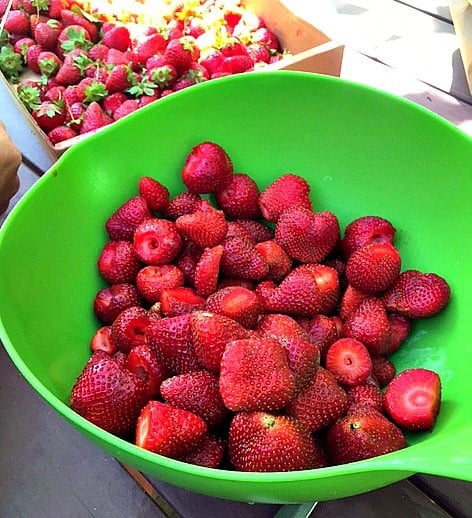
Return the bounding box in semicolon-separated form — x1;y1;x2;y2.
70;141;449;472
0;0;284;145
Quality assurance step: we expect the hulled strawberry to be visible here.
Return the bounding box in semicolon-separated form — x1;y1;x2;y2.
256;313;309;342
110;306;152;353
205;286;261;329
70;351;149;437
181;141;233;194
125;343;168;397
160;369;229;428
382;270;451;319
136;264;184;304
97;240;141;285
133;218;182;265
93;283;140;325
159;286;206;317
325;338;373;387
190;311;249;372
254;240;292;281
305;314;339;359
138;176;170;214
228;411;326;472
326;404;406;465
258;174;312;223
90;326;117;356
285;367;348;433
341;215;396;259
106;196;151;241
384;368;441;430
176;207;228;249
219;337;295;412
136;401;207;458
193;244;224;297
215;172;260;219
275;207;340;263
220;236;269;281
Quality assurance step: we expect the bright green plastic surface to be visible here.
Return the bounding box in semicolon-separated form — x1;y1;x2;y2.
0;71;471;503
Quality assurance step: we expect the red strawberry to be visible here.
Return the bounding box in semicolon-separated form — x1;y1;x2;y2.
138;176;169;213
215;173;260;219
31;100;65;132
181;141;233;194
110;306;152;354
88;43;109;62
233;219;273;243
136;33;167;64
57;26;92;59
256;313;309;342
25;43;44;74
372;357;397;388
221;54;253;74
80;101;113;134
163;192;203;220
181;434;226;469
382;270;450;319
97;240;141;285
219;337;295;412
13;36;35;55
339;284;370;321
160;370;229;428
228;411;326;472
113;99;139;121
326;404;406;465
193;244;223;297
174;238;202;285
206;286;261;329
190;311;249;372
55;61;82;86
47;0;63;19
70;351;149;437
252;27;280;51
105;48;129;66
29;13;49;35
37;50;62;77
93;283;140;325
325;338;373;387
246;42;270;64
159;286;206;317
105;64;132;93
305;314;339;359
90;326;117;355
225;221;255;243
345;243;401;295
147;313;202;375
47;125;77;144
384;368;441;430
258;174;312;223
276;336;320;393
346;378;384;412
4;10;30;35
135;401;207;458
102;91;126;116
341;215;397;259
342;297;391;357
34;19;63;50
199;48;225;75
275;207;340;263
148;63;178;89
136;264;184;304
220;236;269;281
164;36;199;74
105;196;151;242
383;313;411;356
176;207;227;249
125;343;168;397
133;218;182;265
285;367;348;432
102;24;131;51
60;9;99;43
254;240;292;281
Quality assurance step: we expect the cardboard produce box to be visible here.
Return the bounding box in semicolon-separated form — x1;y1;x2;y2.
0;0;344;159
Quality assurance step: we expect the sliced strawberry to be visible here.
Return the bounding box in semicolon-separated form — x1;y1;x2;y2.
90;326;116;355
135;401;207;458
147;313;201;375
190;311;249;372
135;264;184;304
125;343;168;397
193;244;224;297
133;218;182;265
159;287;206;317
325;338;373;387
205;286;261;329
384;368;441;430
160;369;229;428
219;337;295;412
254;240;292;281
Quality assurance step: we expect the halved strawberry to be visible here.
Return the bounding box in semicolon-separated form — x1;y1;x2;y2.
219;337;295;412
160;369;229;429
325;338;373;387
205;286;261;329
181;141;233;194
90;326;117;355
384;368;441;430
326;404;406;465
190;311;249;372
254;240;292;281
159;287;206;317
258;173;312;223
382;270;451;319
135;401;207;458
133;218;182;265
135;264;184;304
125;343;168;397
345;243;401;295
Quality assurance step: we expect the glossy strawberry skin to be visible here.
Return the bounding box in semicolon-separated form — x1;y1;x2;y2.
70;351;149;438
93;283;141;325
133;218;182;265
176;208;228;249
205;286;261;329
110;306;152;354
215;173;261;219
181;434;226;469
341;216;396;259
135;264;184;304
193;244;223;297
138;176;170;213
125;343;168;397
97;240;142;285
325;338;373;387
106;197;151;242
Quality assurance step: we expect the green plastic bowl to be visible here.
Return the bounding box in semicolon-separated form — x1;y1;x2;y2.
0;71;471;504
